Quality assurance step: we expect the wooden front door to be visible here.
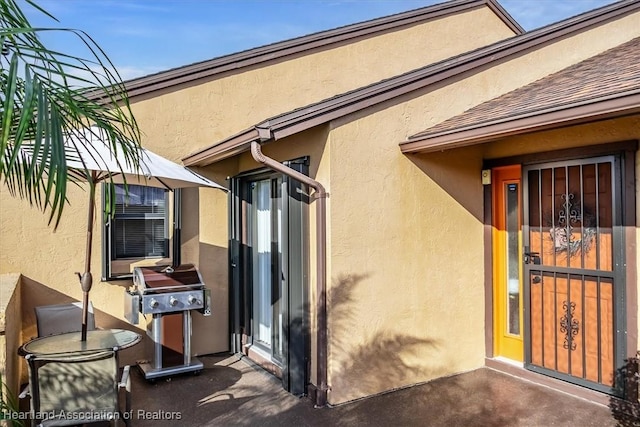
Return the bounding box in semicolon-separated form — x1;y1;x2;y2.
523;156;625;394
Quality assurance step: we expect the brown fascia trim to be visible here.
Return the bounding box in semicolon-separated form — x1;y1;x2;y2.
114;0;513;101
263;0;640;140
400;90;640;153
182;126;270;166
183;0;639;166
486;0;523;33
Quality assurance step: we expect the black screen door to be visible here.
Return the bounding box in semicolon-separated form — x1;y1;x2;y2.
523;156;625;395
230;159;309;395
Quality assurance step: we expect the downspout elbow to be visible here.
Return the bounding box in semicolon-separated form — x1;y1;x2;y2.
251;141;326;195
250;140;268;165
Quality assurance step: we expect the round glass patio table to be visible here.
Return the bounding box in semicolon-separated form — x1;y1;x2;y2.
19;328;141;356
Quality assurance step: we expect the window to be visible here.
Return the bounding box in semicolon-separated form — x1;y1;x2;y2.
102;184;180;279
112;185;167;258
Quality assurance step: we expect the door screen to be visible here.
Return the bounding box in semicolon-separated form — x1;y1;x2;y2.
524;157;624;393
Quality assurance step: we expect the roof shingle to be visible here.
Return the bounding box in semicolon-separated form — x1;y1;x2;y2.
408;37;640;141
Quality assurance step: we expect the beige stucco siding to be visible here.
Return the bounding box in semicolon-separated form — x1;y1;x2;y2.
320;14;640;403
124;5;514;356
325;101;486;404
1;3;639;407
0;184;101;305
483;116;640;160
324;117;640;405
0;5;515;357
128;6;514;162
415;12;640;134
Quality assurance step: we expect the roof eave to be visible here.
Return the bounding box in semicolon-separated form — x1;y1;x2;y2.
182;126;271;166
120;0;631;103
400;91;640;154
120;0;510;100
486;0;524;34
247;1;640;143
186;0;639;165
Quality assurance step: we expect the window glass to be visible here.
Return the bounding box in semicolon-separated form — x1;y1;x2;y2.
103;184;173;279
112;186;167;258
505;182;520;336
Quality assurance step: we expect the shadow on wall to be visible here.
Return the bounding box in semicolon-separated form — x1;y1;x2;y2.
609;352;640;427
173;187;230;355
328;272;443;403
406;147;484;222
193;242;230;355
197;243;228;296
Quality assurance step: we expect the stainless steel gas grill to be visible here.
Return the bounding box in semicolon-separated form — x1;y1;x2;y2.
124;264;211;380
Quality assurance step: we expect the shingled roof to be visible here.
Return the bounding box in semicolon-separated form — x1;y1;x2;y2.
401;36;640;153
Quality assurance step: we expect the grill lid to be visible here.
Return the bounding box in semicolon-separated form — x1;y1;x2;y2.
133;264;204;293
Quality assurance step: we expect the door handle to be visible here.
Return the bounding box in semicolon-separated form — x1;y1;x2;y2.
532;275;542;284
524;251;541;265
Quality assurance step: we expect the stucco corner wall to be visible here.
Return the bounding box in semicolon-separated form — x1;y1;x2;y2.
181;184;231;355
0;273;23;398
324;102;487;404
318;10;640;400
127;4;516;154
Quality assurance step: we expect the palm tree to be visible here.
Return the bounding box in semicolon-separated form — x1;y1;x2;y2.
0;0;141;227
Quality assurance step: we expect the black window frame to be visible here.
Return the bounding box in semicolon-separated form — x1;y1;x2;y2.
101;184;181;280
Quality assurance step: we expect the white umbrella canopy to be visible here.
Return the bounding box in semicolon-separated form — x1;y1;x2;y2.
22;126;227;340
63;126;226;190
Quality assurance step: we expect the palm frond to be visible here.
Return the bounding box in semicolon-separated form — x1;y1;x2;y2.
0;0;141;228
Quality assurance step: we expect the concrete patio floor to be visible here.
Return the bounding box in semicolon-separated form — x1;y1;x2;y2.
129;353;637;427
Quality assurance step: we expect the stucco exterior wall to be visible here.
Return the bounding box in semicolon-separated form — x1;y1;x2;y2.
0;183;104;306
127;6;514;163
0;5;515;358
413;12;640;134
1;2;638;407
0;274;22;397
322;14;640;403
482;116;640;160
326;100;486;405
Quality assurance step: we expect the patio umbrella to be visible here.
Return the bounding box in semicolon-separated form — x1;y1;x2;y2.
22;126;227;340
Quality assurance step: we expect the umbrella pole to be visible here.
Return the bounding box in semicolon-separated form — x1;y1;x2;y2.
80;179;96;341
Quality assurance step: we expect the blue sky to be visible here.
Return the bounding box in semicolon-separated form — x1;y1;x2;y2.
23;0;618;81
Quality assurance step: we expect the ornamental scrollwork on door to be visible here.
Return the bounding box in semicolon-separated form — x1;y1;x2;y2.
560;301;579;351
548;193;596;257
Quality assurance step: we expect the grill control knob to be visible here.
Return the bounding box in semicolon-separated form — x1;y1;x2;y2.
169;296;179;307
188;295;198;305
149;298;159;309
